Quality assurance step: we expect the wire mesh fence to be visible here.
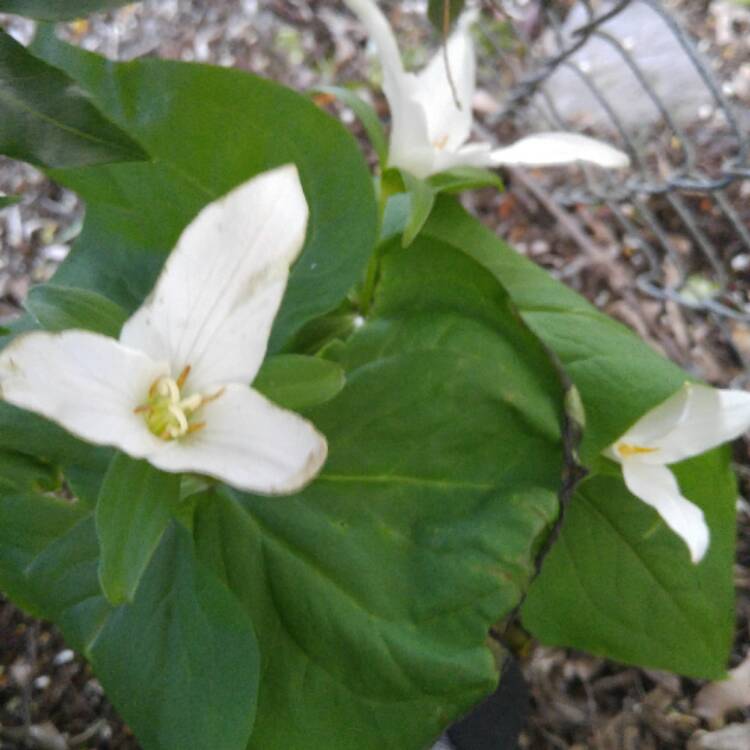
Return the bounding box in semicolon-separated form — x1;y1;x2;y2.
477;0;750;375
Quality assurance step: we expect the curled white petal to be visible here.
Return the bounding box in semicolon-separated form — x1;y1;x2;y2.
615;382;750;465
489;132;630;169
342;0;433;174
413;9;478;153
622;460;710;564
147;384;327;495
120;165;309;391
0;330;167;457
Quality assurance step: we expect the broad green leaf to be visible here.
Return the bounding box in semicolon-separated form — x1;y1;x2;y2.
0;31;148;168
96;453;180;605
24;514;111;649
316;85;389;165
192;238;566;749
0;502;260;750
399;169;436;247
253;354;346;411
26;283;128;337
0;492;85;614
0;401;108;466
422;198;736;678
522;449;736;679
0;400;111;506
428;0;467;33
31;31;378;351
0;0;134;20
423;197;685;462
91;523;260;750
0;450;59;492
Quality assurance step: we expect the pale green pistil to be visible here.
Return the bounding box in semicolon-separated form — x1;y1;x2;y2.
135;365;222;441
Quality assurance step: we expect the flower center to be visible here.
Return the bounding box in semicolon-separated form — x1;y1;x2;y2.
616;442;659;458
134;365;224;441
432;133;450;151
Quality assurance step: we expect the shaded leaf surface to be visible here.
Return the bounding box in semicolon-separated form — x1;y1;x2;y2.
26;283;128;337
253;354;346;411
0;499;260;750
0;31;148;168
91;523;260;750
96;454;180;605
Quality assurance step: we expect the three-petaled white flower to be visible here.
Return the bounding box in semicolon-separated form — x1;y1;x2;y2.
343;0;630;179
606;382;750;564
0;166;327;494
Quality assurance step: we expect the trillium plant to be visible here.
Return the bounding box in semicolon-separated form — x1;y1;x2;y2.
0;2;746;749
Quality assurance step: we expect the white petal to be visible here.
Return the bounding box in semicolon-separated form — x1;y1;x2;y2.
431;141;495;173
628;383;750;464
386;76;437;178
413;9;478;151
344;0;407;82
147;384;327;495
120;165;309;391
0;330;167;457
342;1;434;174
622;461;709;563
489;132;630;169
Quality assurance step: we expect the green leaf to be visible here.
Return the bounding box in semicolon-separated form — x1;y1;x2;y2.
192;238;566;748
0;501;260;750
0;492;85;615
399;169;436;247
91;523;260;750
0;449;59;493
422;197;736;678
0;194;20;208
24;514;111;649
428;166;503;194
316;85;389;165
0;31;148;168
428;0;466;33
423;197;686;462
253;354;346;411
0;401;107;466
26;283;128;337
31;31;378;351
0;0;134;20
96;453;180;605
522;449;737;679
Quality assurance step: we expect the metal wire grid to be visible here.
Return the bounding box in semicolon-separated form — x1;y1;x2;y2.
479;0;750;334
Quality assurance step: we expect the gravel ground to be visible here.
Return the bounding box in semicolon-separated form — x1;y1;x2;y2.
1;1;750;748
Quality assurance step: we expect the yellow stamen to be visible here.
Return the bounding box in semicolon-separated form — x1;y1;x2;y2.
617;443;659;458
134;366;224;442
202;387;226;405
176;365;191;389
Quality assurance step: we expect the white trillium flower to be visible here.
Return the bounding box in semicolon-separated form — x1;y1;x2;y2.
0;166;328;495
343;0;630;179
605;382;750;564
